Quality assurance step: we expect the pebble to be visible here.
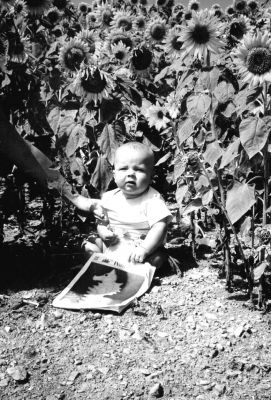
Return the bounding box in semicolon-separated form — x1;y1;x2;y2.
6;366;28;382
149;382;164;398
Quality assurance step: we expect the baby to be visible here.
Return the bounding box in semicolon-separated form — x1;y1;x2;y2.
84;142;172;268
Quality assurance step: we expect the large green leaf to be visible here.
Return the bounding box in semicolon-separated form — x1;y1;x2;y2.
175;184;189;207
177;118;194;145
203;141;223;168
97;123;125;165
213;81;235;104
182;198;203;216
187;94;211;125
219;138;240;169
90;154;113;194
65;125;87;158
239;116;269;159
226;182;256;224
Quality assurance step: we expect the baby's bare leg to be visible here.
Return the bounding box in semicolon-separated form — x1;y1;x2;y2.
82;238;104;254
146;248;168;270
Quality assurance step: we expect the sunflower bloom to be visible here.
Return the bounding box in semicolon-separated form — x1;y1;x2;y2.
180;9;224;63
143;101;170;131
227;16;251;42
232;32;271;87
111;11;133;32
164;27;183;59
146;18;167;42
24;0;51;15
111;41;131;64
8;32;31;63
130;46;153;76
59;38;89;72
76;30;98;54
73;66;114;105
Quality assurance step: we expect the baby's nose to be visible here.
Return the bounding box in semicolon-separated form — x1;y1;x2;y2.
127;169;135;176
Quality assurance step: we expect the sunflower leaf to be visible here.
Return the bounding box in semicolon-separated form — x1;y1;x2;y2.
177;118;194;145
219;138;240;169
239;116;269;159
97;123;124;165
213;81;235;104
203;141;223;168
226;182;256;224
187;94;211;126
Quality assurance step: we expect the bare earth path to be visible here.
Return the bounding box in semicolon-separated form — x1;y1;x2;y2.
1;254;271;400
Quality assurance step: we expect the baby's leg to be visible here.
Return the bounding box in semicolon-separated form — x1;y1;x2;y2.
146;247;168;270
82;237;104;255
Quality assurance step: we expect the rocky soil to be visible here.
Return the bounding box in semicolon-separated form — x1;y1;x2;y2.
1;242;271;400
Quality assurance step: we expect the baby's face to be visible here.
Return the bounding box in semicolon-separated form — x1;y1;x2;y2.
114;149;153;199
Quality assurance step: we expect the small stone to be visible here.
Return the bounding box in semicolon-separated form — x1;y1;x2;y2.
214;383;226;396
0;378;9;387
6;366;28;382
52;310;63;320
149;382;164;398
234;325;244;338
66;371;80;385
210;349;219;358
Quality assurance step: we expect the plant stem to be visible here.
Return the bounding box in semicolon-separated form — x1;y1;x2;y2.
262;82;269;226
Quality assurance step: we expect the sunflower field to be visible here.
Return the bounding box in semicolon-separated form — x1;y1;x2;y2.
1;0;271;306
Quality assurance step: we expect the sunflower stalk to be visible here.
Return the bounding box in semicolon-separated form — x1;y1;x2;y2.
262;82;269;226
200;160;253;297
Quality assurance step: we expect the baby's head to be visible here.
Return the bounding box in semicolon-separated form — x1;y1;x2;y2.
114;142;154;198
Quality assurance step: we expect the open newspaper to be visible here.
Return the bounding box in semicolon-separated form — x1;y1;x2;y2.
52;252;156;313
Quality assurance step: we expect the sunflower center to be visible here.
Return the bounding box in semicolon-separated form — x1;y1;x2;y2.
102;9;112;25
230;22;246;39
132;47;152;70
150;24;166;41
171;36;182;50
117;17;132;31
235;0;246;11
0;39;6;56
64;47;86;70
115;50;125;60
136;18;145;29
25;0;46;7
157;110;164;119
157;0;167;6
191;24;210;44
47;10;60;24
81;69;107;93
246;47;271;75
12;41;24;55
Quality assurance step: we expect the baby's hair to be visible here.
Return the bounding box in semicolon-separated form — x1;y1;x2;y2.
115;142;154;166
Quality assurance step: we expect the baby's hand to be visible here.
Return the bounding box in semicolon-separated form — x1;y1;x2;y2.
129;245;148;264
89;200;106;221
97;225;119;247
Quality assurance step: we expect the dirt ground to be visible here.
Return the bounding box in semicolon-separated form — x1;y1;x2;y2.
1;209;271;400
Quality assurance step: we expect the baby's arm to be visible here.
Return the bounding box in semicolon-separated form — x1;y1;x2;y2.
71;195;105;220
128;217;169;263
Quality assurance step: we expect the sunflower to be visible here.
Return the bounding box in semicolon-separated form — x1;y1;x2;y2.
73;66;114;104
52;0;69;10
188;0;200;11
8;32;31;63
179;9;224;63
233;0;247;13
164;27;183;59
228;16;251;42
59;38;89;72
95;4;113;28
107;29;134;53
247;0;257;12
24;0;51;15
133;15;146;31
76;30;98;54
164;92;180;118
111;41;131;63
86;12;99;28
232;32;271;87
46;6;61;24
142;101;170;131
111;11;133;32
146;18;167;42
78;1;88;14
130;46;153;76
225;6;235;16
12;0;27;16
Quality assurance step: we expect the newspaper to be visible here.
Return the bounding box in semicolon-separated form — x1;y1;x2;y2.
52;252;156;313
